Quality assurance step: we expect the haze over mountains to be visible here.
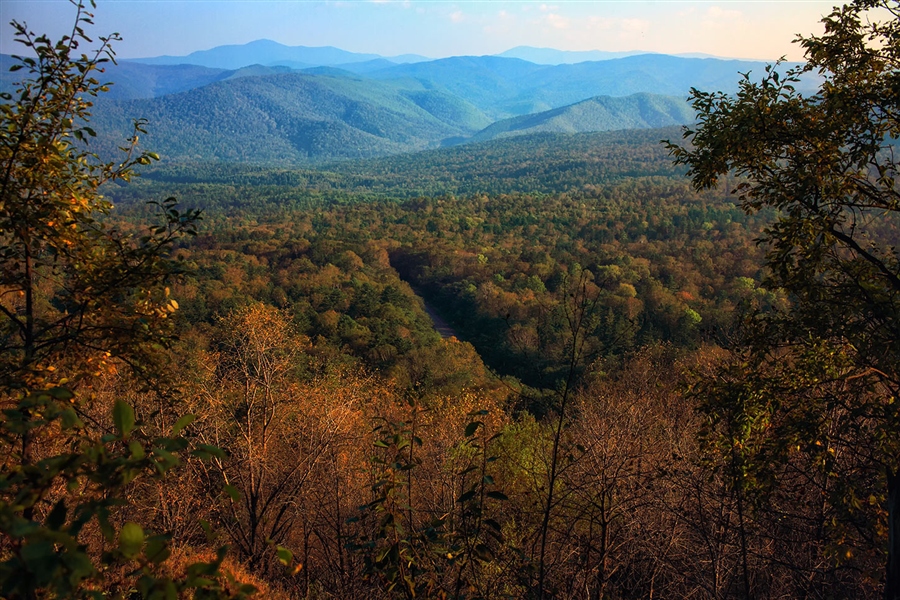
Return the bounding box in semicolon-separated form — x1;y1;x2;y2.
1;39;817;163
129;38;430;70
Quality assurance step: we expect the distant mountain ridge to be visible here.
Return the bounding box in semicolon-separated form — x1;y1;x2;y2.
497;46;759;64
85;69;693;164
128;39;430;69
496;46;647;64
1;41;818;164
365;54;813;120
127;40;758;70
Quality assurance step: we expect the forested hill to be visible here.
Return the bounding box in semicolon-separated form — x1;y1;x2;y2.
85;70;693;164
87;72;493;163
0;54;294;100
2;47;814;164
124;127;688;200
467;94;694;143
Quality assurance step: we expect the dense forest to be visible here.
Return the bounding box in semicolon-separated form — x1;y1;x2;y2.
3;1;900;599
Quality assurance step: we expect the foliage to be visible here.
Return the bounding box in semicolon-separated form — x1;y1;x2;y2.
111;172;767;392
669;0;900;595
3;2;892;596
0;3;249;597
349;405;509;599
114;126;689;200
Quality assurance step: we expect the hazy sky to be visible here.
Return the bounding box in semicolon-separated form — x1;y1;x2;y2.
1;1;838;61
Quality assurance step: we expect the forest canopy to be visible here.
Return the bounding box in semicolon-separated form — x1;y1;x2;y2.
3;1;900;599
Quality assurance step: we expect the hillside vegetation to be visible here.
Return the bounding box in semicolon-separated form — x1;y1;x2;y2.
467;93;694;142
4;2;899;599
88;73;491;162
4;47;815;163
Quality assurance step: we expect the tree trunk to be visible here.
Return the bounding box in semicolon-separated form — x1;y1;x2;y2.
887;468;900;600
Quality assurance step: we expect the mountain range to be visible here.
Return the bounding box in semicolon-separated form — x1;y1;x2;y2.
128;39;430;70
0;41;819;163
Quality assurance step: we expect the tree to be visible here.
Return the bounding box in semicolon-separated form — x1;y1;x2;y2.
0;2;250;597
199;304;323;572
668;1;900;597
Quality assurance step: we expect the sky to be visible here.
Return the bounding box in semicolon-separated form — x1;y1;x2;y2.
1;1;839;62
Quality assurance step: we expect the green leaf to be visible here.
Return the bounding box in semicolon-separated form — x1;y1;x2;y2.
145;536;171;564
192;444;225;460
46;499;67;530
464;420;482;437
457;490;477;503
486;491;508;501
129;440;145;460
484;518;502;531
223;484;240;501
47;387;74;401
59;407;83;429
112;400;135;438
474;543;493;561
61;550;94;582
119;522;144;558
20;541;59;584
171;413;196;435
276;546;293;566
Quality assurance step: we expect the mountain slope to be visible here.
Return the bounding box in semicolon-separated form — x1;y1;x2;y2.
369;56;549;118
468;93;694;142
1;42;822;164
0;56;298;100
87;72;492;163
1;56;224;100
370;54;814;118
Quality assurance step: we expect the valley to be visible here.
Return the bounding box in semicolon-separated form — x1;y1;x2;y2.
3;7;899;598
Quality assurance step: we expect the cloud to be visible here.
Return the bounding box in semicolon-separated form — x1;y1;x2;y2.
621;18;648;33
449;10;465;23
483;9;516;35
543;13;570;30
703;5;743;24
583;16;647;38
586;16;615;31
